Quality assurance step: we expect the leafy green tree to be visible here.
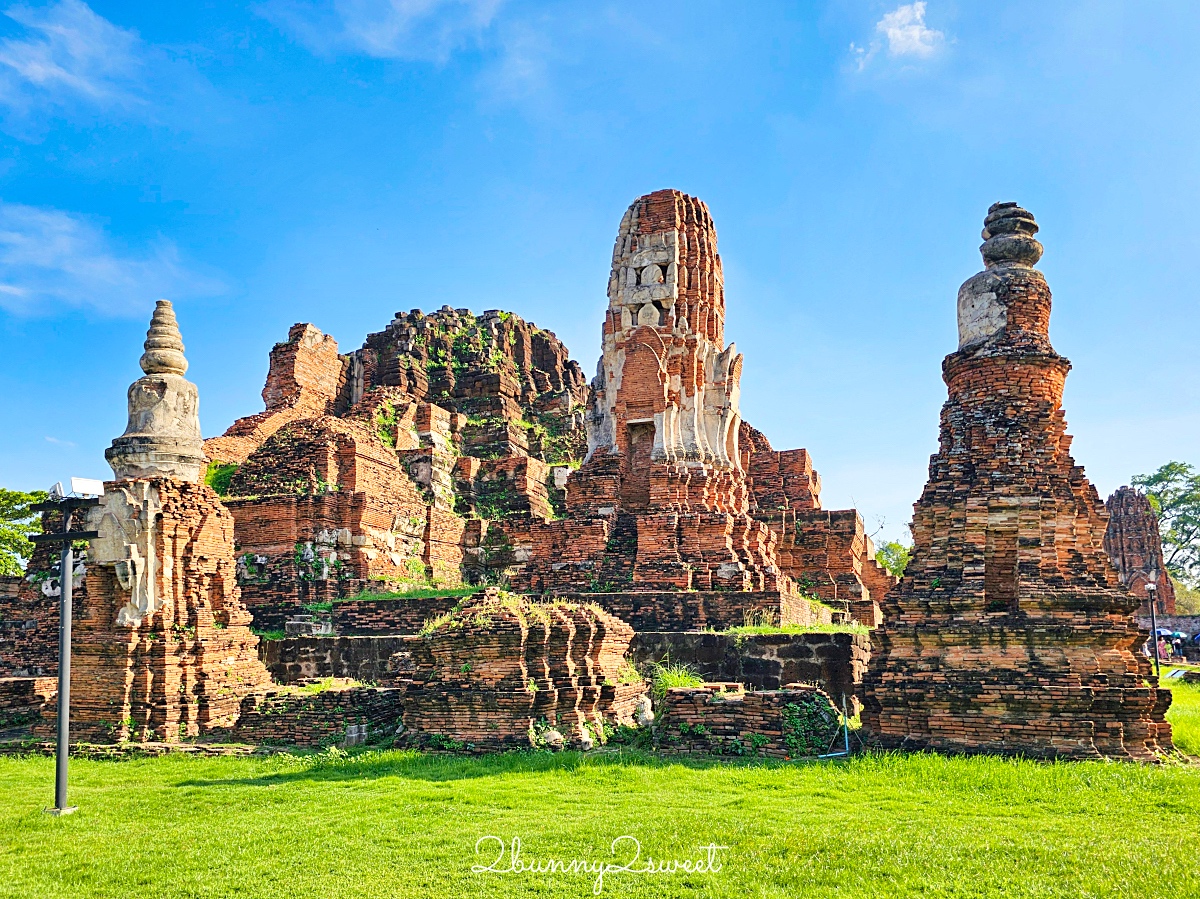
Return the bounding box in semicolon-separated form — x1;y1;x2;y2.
1173;578;1200;616
0;488;48;577
1133;461;1200;588
875;541;913;579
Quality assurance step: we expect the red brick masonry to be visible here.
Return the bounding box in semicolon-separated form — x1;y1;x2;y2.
658;684;843;759
392;592;646;750
862;203;1172;760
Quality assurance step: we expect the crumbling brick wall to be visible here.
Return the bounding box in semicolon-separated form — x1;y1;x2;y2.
657;684;842;758
230;685;403;748
0;676;56;730
542;590;833;632
629;630;868;706
258;635;414;683
0;510;88;678
331;595;466;635
205;323;344;466
392;592;646;750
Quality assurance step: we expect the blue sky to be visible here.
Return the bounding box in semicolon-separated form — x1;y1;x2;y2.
0;0;1196;544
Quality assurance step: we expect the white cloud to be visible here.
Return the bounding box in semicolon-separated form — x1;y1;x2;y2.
44;435;75;447
0;0;144;112
259;0;503;61
878;2;943;57
851;2;944;71
0;202;222;316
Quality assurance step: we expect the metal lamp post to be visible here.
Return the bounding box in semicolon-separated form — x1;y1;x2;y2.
30;481;100;816
1146;570;1160;680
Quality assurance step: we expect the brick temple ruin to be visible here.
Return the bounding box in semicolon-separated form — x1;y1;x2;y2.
188;188;891;634
1104;486;1176;616
200;309;589;625
1;190;1177;761
501;190;895;629
861;203;1174;760
50;301;274;741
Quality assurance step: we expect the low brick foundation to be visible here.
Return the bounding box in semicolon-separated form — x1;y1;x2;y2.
657;684;842;758
250;595;469;635
0;676;56;730
230;685;404;747
629;630;868;708
332;596;466;635
259;635;413;683
257;628;870;704
545;591;834;632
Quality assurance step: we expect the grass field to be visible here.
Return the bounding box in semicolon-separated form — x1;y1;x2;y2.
0;675;1195;899
1164;666;1199;755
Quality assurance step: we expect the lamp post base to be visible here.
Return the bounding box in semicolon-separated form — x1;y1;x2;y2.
43;806;78;817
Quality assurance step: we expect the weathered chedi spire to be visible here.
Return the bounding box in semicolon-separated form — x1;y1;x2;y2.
583;189;746;512
1105;486;1177;616
861;203;1173;760
105;300;205;482
65;299;273;742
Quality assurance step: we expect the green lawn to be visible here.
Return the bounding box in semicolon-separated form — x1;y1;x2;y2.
0;675;1194;898
1164;666;1200;756
0;748;1197;899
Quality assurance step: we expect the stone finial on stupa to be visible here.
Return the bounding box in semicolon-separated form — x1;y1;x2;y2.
139;299;189;376
980;201;1042;268
105;300;206;482
957;202;1051;351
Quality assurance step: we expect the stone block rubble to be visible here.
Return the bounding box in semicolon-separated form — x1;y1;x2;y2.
391;591;647;751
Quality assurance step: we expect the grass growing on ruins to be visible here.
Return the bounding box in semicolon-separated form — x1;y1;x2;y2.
292;677;365;695
648;661;706;699
345;584;479;603
0;748;1198;899
722;622;870;636
202;462;238;496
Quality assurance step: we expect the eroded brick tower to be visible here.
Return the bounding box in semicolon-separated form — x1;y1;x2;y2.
500;189;895;629
1104;486;1176;616
861;203;1173;760
584;189;746;514
522;190;793;600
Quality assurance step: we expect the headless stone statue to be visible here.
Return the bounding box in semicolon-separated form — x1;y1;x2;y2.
105;300;205;482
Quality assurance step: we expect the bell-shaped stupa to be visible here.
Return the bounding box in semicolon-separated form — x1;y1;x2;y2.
105;300;205;482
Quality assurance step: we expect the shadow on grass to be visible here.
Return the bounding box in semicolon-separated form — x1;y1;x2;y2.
174;746;837;789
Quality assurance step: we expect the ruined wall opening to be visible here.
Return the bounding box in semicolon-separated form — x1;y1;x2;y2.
984;527;1019;612
622;422;654;510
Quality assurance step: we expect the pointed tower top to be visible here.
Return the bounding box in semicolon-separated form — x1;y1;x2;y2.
106;299;204;482
140;300;188;376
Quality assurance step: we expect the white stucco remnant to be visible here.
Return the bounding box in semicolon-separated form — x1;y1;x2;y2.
87;481;162;627
584;193;744;471
957;271;1007;350
105;300;206;482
